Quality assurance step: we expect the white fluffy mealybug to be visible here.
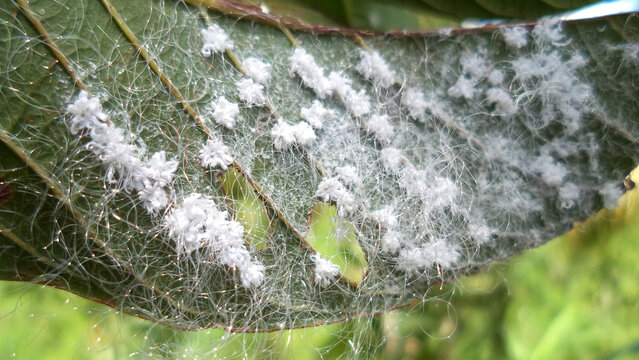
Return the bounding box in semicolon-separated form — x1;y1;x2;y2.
512;52;562;81
365;114;394;144
84;125;143;189
271;119;296;150
511;51;591;134
67;91;177;214
380;147;403;173
138;185;169;214
468;221;492;244
532;17;565;45
315;177;356;215
336;165;360;186
164;194;264;288
500;26;528;49
529;154;568;187
200;24;234;57
292;121;316;147
138;151;179;212
236;78;266;106
460;52;489;80
447;76;476;100
300;100;332;129
381;230;402;253
271;119;317;150
66;90;108;134
402;88;449;123
402;88;428;123
218;246;265;288
369;205;398;229
310;253;340;287
485;88;517;116
211;96;240;129
242;57;271;84
356;49;397;88
397;238;460;272
488;69;505;85
144;151;178;189
599;181;623;210
199;138;233;170
328;71;371;117
399;166;429;196
427;176;458;210
289;47;332;98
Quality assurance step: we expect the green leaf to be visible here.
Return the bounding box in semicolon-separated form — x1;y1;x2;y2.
306;202;367;284
1;0;638;332
229;0;601;30
342;0;460;31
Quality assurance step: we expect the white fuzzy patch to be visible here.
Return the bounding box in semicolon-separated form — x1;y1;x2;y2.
460;52;489;80
530;155;568;186
243;57;271;84
402;88;448;123
448;76;476;100
365;114;394;144
271;119;296;150
300;100;332;129
399;166;430;196
211;96;240;129
369;205;398;229
485;88;517;116
398;238;460;272
138;151;177;212
381;230;402;253
68;91;177;214
488;69;505;85
512;51;591;133
164;194;264;288
600;181;623;210
328;71;371;117
618;43;639;66
500;26;528;49
356;49;397;88
66;90;108;134
271;119;317;150
199;138;233;170
559;182;580;201
402;88;429;123
142;151;178;191
292;121;316;147
201;24;233;57
469;221;492;244
380;147;403;173
138;185;169;214
315;177;356;215
559;182;580;209
311;254;340;287
532;18;565;45
336;166;360;186
236;78;265;106
426;177;458;210
512;52;563;81
289;48;332;98
289;48;371;116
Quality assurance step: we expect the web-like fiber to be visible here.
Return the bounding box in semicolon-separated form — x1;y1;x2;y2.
1;0;639;358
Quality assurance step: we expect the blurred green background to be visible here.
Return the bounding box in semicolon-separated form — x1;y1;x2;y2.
229;0;616;31
2;0;639;358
